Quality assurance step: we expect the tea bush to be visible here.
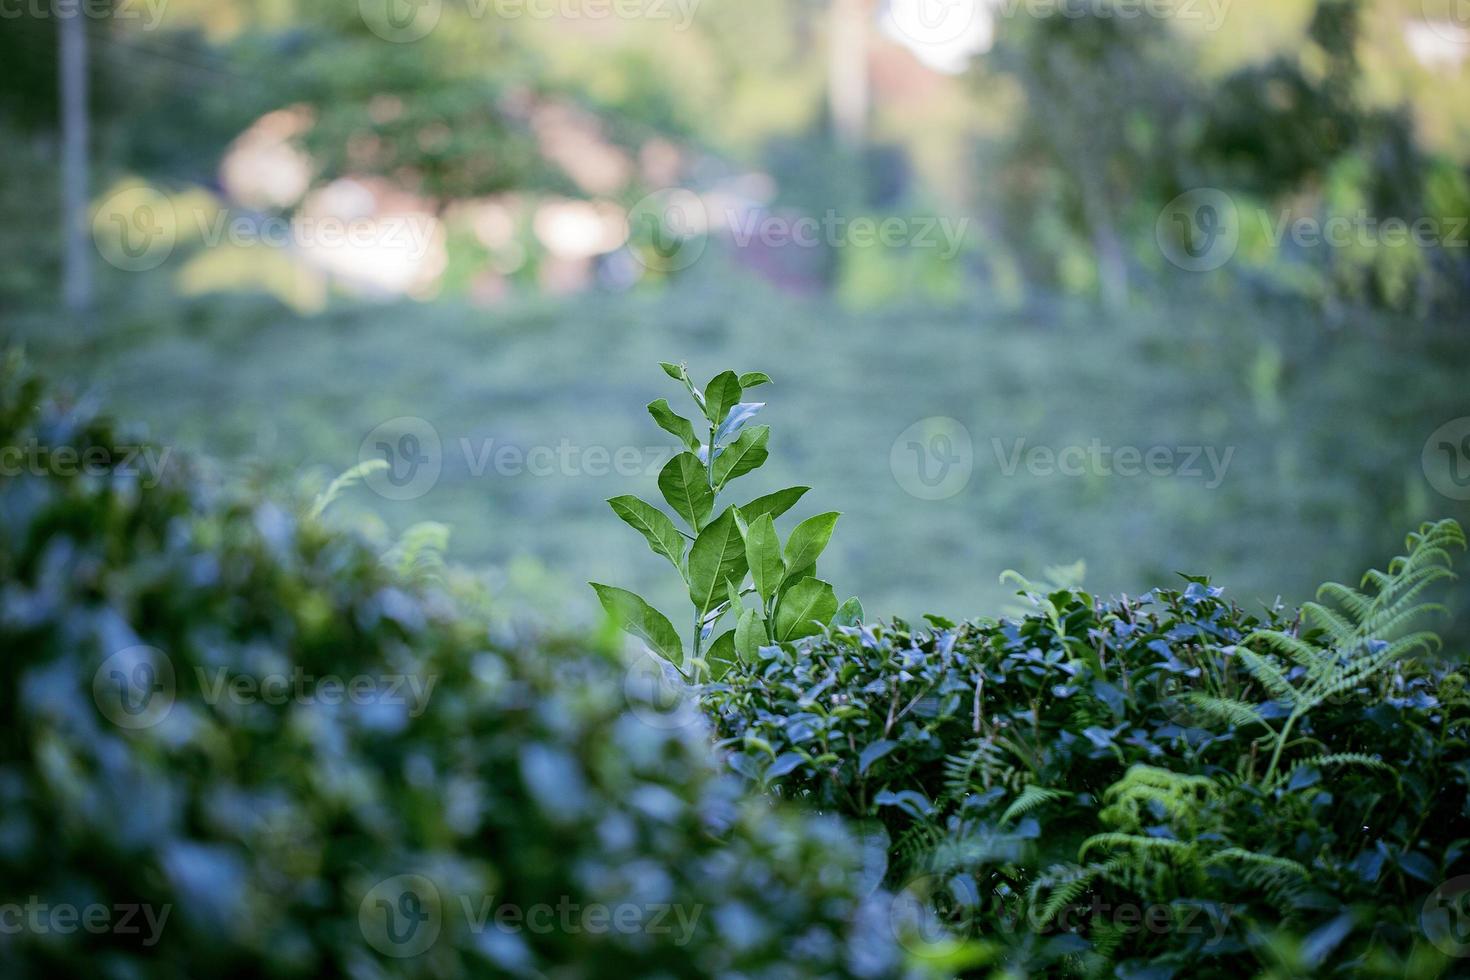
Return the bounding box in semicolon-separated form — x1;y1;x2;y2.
703;532;1470;977
0;353;906;979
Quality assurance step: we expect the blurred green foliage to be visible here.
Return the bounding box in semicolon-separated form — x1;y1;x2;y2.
703;524;1470;975
0;353;906;978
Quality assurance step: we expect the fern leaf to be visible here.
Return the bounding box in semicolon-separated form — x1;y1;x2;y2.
1000;785;1069;825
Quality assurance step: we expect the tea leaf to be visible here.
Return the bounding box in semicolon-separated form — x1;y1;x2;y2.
739;486;810;522
590;583;684;666
704;370;743;424
707;629;737;680
658;452;714;531
715;402;764;445
648;399;701;452
744;513;784;602
608;495;685;573
713;425;770;489
774;577;837;642
689;508;749;616
833;597;864;628
784;512;840;574
735;607;764;663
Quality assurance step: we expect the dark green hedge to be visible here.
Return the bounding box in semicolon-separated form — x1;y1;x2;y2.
0;353;905;979
703;548;1470;977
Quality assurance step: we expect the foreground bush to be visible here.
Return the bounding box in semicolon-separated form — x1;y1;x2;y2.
703;529;1470;977
0;354;905;979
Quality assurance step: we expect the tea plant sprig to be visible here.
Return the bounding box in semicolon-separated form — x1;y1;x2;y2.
591;362;861;680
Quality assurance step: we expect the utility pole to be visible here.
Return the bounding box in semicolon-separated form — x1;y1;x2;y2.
60;10;93;313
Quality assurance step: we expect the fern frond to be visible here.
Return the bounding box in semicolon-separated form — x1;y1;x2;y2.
385;521;451;581
1183;694;1269;730
1078;833;1188;863
1237;647;1299;702
1301;752;1389;771
1205;847;1308;878
1027;862;1109;925
310;459;390;519
1000;785;1069;825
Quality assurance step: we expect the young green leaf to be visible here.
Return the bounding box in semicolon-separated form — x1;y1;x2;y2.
706;628;737;680
738;486;810;522
784;512;840;574
715;402;764;445
778;564;815;602
774;577;838;642
725;577;744;614
713;425;770;488
648;399;701;452
833;596;864;628
607;496;685;573
590;583;685;666
658;452;714;531
744;513;784;602
659;361;687;380
738;372;772;389
688;508;750;616
703;371;742;425
735;607;764;663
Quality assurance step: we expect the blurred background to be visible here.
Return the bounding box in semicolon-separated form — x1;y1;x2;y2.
2;0;1469;635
